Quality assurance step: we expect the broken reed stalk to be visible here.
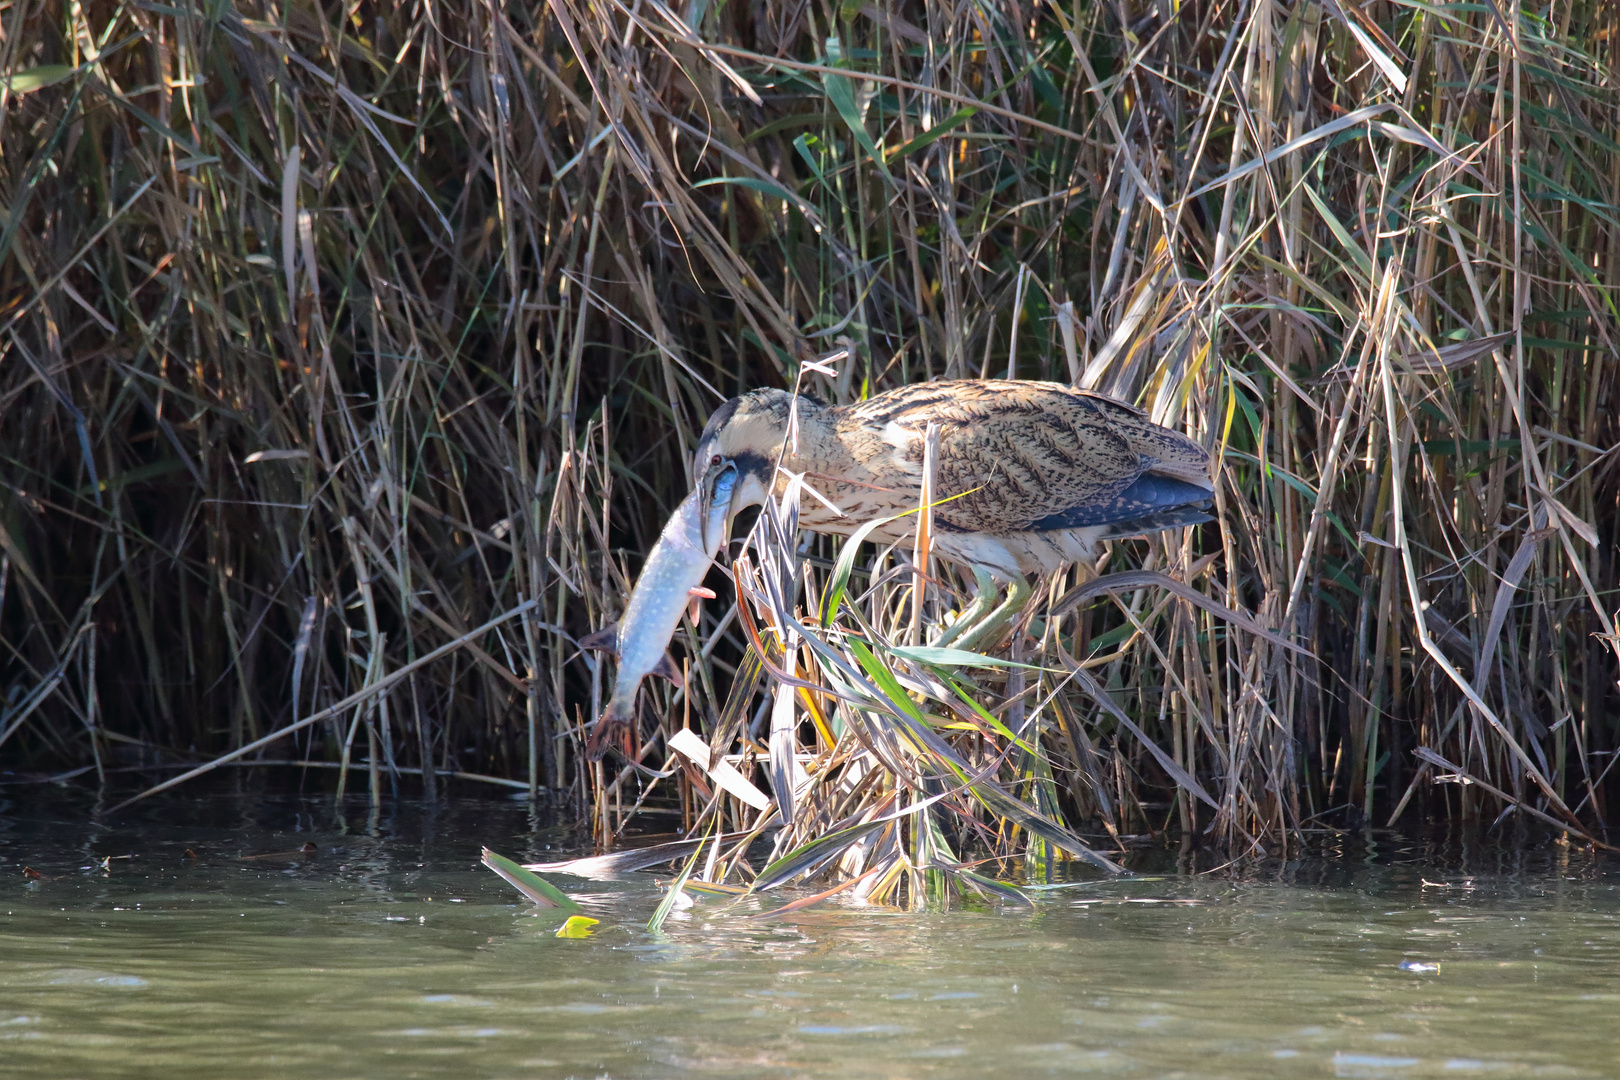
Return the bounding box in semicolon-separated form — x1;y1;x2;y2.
0;0;1616;880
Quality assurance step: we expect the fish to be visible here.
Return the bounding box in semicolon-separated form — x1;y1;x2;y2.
585;466;737;761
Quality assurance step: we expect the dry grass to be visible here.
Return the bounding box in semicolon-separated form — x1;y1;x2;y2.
1;0;1616;884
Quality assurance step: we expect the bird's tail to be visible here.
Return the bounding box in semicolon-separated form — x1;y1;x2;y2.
1095;503;1214;541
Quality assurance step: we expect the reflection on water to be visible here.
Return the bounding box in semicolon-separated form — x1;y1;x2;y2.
1;786;1616;1079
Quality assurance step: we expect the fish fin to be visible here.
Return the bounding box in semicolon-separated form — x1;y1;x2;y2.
585;697;635;762
578;625;619;655
686;585;717;626
651;652;685;687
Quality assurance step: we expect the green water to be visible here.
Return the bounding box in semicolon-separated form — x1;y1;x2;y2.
2;789;1616;1078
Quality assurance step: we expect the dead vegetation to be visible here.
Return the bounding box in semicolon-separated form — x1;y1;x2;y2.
1;0;1617;888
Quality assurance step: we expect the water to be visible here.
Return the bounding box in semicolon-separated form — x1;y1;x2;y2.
2;787;1617;1078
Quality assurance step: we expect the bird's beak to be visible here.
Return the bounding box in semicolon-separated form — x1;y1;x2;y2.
698;460;740;557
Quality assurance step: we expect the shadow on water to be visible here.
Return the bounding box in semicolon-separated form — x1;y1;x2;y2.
2;780;1617;1079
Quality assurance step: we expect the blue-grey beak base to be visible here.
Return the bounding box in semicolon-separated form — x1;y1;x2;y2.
698;460;740;555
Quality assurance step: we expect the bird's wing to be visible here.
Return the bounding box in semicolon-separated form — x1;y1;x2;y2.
1072;391;1212;488
842;380;1172;537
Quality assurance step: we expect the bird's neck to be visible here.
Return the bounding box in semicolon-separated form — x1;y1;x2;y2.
771;401;854;491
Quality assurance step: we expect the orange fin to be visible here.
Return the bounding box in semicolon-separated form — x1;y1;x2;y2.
686;585;717;626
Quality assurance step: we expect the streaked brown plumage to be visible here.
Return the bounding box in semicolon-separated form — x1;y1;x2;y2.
694;379;1213;582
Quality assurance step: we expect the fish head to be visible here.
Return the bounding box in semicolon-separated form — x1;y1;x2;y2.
693;390;792;554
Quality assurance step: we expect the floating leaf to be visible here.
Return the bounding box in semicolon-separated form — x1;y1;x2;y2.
955;868;1032;906
481;848;581;911
524;833;747;879
555;915;599;939
746;866;879;918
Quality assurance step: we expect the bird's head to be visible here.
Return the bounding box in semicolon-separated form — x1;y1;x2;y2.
692;388;810;553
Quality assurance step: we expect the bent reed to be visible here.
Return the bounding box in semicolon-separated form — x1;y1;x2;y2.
1;0;1616;882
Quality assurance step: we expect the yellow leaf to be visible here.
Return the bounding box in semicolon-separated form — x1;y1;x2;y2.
555;915;599;939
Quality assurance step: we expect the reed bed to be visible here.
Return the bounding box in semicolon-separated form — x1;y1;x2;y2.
0;0;1615;883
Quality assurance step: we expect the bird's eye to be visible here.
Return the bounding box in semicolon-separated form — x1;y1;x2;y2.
710;454;722;466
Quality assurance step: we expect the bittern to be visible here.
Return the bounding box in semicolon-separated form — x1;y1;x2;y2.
585;379;1212;760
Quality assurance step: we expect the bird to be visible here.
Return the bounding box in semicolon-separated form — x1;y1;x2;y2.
695;378;1214;646
586;378;1213;759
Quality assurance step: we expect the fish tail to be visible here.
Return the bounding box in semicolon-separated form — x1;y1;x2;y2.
585;695;635;762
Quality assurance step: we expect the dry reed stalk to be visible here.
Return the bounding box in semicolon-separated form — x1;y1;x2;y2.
0;0;1615;882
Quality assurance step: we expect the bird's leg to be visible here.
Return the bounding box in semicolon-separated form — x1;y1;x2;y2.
932;565;1000;648
932;567;1032;651
952;572;1033;653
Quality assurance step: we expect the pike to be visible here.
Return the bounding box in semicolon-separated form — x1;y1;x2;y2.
584;465;738;761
